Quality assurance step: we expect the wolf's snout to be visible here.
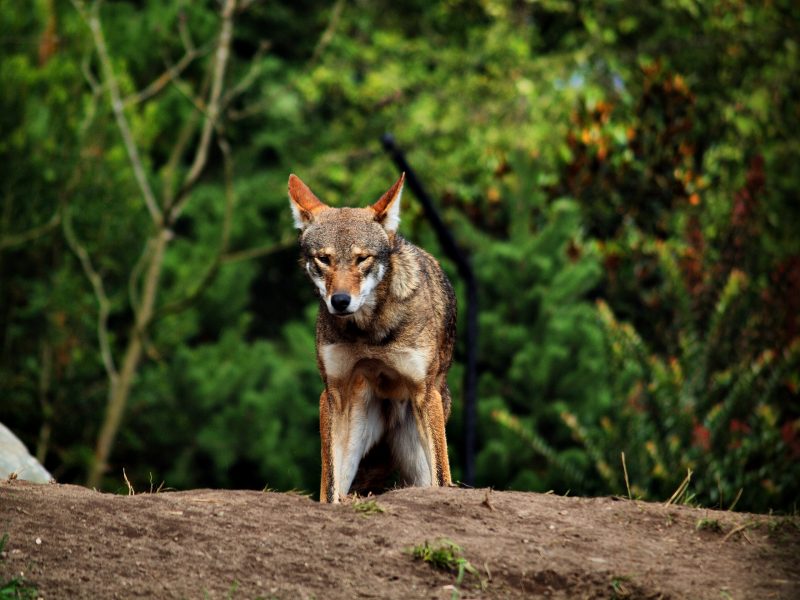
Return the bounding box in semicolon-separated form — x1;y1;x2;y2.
331;293;351;312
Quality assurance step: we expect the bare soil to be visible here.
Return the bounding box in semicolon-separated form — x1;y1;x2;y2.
0;480;798;599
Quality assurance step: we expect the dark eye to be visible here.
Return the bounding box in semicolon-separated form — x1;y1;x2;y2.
356;255;371;265
316;255;330;265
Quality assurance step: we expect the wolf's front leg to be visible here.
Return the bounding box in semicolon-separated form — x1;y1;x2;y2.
319;383;384;503
319;389;336;503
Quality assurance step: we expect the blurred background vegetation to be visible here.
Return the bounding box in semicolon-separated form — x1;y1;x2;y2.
1;0;798;513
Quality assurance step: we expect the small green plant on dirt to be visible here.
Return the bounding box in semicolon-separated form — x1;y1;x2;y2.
663;468;696;507
226;580;239;600
765;516;800;536
696;518;723;533
610;574;633;599
118;469;167;496
0;534;39;600
410;539;484;597
202;580;242;600
353;499;385;516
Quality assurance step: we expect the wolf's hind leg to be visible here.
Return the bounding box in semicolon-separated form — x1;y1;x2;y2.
389;401;432;486
426;387;451;486
408;387;451;487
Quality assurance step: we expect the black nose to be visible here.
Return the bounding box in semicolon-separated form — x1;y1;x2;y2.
331;293;351;312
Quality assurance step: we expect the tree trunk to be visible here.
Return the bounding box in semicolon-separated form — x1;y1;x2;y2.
86;229;169;488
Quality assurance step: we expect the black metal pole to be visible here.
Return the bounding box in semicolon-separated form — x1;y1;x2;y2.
381;133;478;486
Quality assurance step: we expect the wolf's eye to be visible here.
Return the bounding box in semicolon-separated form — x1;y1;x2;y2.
356;255;371;265
316;255;330;265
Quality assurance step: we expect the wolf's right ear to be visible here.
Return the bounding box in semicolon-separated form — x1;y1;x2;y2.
288;174;327;230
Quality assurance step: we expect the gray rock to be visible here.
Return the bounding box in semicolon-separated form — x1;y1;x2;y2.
0;422;53;483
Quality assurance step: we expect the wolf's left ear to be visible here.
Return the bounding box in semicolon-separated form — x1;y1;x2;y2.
288;174;327;230
370;172;405;233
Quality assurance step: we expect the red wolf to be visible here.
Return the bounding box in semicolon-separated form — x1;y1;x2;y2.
288;173;456;503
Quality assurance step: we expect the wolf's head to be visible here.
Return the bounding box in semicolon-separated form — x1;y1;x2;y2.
288;173;405;317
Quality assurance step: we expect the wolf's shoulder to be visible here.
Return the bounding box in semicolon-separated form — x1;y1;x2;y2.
395;235;444;273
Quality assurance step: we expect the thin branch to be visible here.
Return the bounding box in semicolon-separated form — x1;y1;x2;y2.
165;70;210;119
227;97;269;121
168;0;237;223
177;6;196;53
128;236;155;320
237;0;260;13
155;38;211;206
128;238;164;362
62;204;118;382
122;45;205;107
73;0;162;226
310;0;345;65
161;108;202;205
79;52;104;140
35;340;54;464
221;39;271;108
223;0;345;121
220;238;293;264
80;48;102;94
154;132;236;320
154;240;291;319
155;132;294;319
0;211;61;250
217;134;235;262
226;0;341;122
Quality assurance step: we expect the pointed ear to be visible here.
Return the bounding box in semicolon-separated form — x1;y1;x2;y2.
288;174;327;230
370;172;405;232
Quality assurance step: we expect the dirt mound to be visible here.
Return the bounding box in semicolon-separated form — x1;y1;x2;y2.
0;481;797;599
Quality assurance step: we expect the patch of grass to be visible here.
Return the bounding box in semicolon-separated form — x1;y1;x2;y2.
202;580;244;600
147;472;167;493
726;488;743;511
610;574;633;599
353;499;385;516
696;518;723;533
0;534;39;600
768;516;799;532
226;580;239;599
410;539;484;596
761;515;800;540
0;573;37;600
663;468;696;507
620;452;633;500
117;469;168;496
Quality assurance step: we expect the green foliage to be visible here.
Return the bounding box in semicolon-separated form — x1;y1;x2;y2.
585;272;800;511
471;164;608;493
125;310;321;492
475;0;800;511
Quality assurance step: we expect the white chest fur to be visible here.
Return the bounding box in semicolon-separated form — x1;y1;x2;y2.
320;343;429;384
